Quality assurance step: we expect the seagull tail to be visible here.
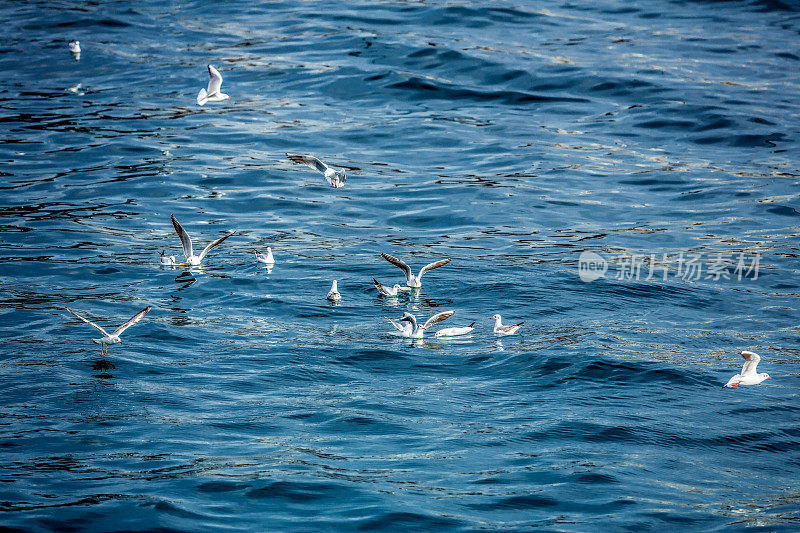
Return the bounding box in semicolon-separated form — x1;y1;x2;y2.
197;88;208;106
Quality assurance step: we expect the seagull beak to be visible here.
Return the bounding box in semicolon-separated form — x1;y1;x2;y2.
398;287;410;291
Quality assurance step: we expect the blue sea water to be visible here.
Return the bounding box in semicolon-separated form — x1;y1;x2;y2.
1;0;799;530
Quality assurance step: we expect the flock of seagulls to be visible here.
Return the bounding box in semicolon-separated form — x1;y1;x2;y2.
62;48;773;388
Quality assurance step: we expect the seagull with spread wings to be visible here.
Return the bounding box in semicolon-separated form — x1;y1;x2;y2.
65;306;151;356
725;350;771;388
171;215;234;266
380;253;451;289
390;311;455;339
197;64;230;106
286;153;346;188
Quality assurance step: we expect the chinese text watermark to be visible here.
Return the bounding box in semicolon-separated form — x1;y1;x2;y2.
578;251;760;283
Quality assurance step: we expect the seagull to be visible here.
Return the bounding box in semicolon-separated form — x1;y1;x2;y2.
380;253;451;288
171;214;234;266
327;280;341;302
373;278;409;297
489;314;523;335
391;310;455;338
725;350;771;388
255;248;275;265
197;64;230;106
434;322;475;338
65;306;151;356
159;250;176;266
69;40;81;54
286;153;346;188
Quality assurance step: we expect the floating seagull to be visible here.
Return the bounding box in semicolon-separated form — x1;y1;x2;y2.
489;314;523;335
391;310;455;338
286;153;346;188
434;322;475;338
171;214;234;266
373;277;409;297
380;253;451;289
725;350;771;388
159;250;176;266
65;305;151;356
327;280;341;302
197;64;230;106
69;40;81;54
255;248;275;265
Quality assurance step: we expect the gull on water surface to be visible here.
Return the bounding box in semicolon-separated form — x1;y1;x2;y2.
171;214;234;266
65;306;151;356
380;253;451;288
286;153;346;188
490;314;523;335
435;322;475;338
327;280;341;302
373;278;409;297
389;311;455;338
197;64;230;106
69;40;80;54
255;248;274;265
725;350;771;388
159;250;176;266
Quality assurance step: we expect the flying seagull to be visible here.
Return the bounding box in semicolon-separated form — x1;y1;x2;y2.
380;252;451;288
725;350;771;388
171;214;234;266
65;306;151;356
197;64;230;106
286;153;346;188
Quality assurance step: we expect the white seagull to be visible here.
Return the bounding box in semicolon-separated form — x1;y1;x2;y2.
197;64;230;106
286;153;346;188
380;253;451;289
159;250;176;266
65;305;151;356
390;310;455;338
435;322;475;338
171;214;234;266
725;350;771;388
489;314;523;336
373;278;410;297
69;40;81;54
255;248;275;265
327;280;341;302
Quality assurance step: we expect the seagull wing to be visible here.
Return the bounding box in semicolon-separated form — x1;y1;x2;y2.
65;307;109;336
740;350;761;376
380;253;412;281
423;310;455;329
207;64;223;96
112;306;151;336
171;215;193;259
418;258;451;279
198;232;234;261
386;317;407;332
286;153;329;174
